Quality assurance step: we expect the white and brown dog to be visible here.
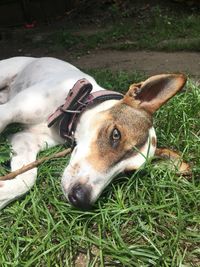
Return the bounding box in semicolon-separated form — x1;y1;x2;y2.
0;57;189;210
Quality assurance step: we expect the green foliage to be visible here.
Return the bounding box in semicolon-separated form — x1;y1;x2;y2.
50;7;200;53
0;71;199;266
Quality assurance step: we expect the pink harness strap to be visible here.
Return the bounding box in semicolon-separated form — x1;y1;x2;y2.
48;78;123;145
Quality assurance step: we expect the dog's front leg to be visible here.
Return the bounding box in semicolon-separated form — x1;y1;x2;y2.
0;130;50;209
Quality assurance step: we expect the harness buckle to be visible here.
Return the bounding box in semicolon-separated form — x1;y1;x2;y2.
60;107;81;114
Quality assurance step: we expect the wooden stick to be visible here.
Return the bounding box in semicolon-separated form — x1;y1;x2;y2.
0;148;71;181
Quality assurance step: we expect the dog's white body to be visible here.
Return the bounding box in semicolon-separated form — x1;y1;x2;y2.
1;57;186;210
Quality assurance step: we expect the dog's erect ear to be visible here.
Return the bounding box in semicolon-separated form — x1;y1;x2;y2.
123;74;187;113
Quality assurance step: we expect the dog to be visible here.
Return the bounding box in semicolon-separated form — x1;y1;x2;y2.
0;57;189;210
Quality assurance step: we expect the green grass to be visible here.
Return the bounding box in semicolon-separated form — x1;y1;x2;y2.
0;71;199;266
50;6;200;53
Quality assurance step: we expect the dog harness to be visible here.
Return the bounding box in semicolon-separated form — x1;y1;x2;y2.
47;78;123;145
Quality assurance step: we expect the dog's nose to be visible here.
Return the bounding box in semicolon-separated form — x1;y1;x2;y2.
68;184;91;210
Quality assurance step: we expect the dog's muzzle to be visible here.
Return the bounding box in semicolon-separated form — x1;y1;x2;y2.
68;183;92;210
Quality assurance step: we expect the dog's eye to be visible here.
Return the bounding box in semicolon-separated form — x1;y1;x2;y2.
112;128;121;141
110;128;121;148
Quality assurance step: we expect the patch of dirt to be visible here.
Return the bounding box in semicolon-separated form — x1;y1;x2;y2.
70;50;200;79
0;27;199;80
0;29;199;79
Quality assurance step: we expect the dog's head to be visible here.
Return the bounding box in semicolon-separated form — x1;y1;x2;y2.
61;74;186;209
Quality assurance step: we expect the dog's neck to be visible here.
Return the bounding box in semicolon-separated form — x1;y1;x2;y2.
48;79;123;145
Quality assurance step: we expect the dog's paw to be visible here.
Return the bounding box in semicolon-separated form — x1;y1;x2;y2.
0;171;37;210
0;180;15;210
0;179;26;210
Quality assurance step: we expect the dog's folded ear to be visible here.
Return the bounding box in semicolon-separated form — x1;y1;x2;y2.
123;74;187;113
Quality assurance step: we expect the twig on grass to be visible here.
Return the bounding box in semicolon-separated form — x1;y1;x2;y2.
0;148;71;181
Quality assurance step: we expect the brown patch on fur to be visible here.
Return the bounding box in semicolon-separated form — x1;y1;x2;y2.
0;182;4;187
86;102;152;172
155;148;180;159
151;136;156;147
123;82;143;108
155;148;190;174
122;95;140;109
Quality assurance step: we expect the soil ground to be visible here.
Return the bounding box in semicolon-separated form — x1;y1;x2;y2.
0;33;199;80
71;50;200;79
